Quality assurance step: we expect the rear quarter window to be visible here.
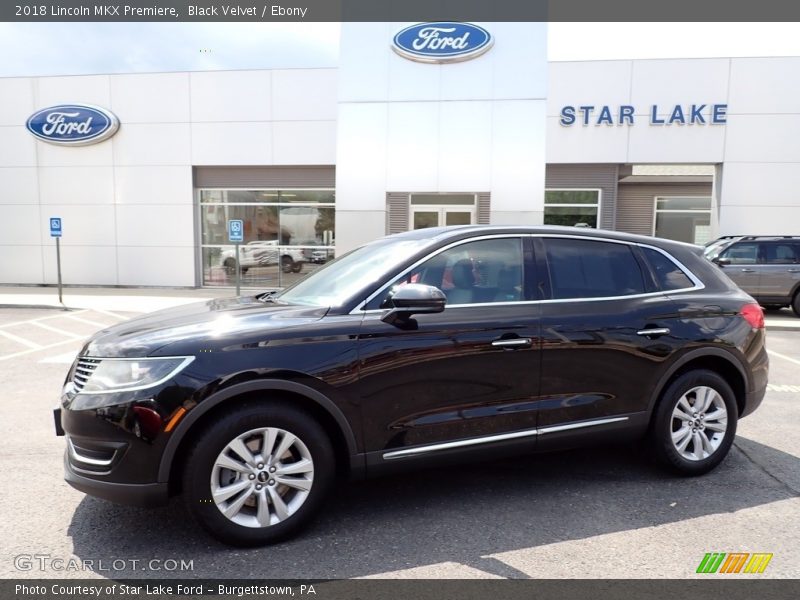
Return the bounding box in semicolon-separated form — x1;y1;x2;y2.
641;247;695;291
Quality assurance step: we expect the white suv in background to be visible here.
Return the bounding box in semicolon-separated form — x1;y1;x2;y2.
220;241;306;274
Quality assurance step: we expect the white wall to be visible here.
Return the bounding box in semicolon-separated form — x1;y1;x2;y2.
547;57;800;236
0;68;337;286
336;23;548;253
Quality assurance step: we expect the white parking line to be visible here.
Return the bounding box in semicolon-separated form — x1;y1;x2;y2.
63;314;110;328
0;338;82;362
767;349;800;367
0;328;42;349
0;309;89;330
39;351;78;364
92;308;130;320
30;320;85;339
766;384;800;393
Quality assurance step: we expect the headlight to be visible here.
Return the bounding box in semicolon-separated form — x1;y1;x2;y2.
75;356;195;394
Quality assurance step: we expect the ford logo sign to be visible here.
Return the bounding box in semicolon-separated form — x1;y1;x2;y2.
26;104;119;146
392;22;493;63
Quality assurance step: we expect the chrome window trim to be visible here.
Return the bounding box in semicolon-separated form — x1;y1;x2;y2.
350;233;704;315
382;416;629;460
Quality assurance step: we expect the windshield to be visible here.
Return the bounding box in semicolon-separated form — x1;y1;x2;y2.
704;239;734;261
276;238;432;307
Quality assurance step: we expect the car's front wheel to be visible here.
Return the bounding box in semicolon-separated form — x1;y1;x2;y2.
650;369;738;476
792;290;800;317
182;403;335;546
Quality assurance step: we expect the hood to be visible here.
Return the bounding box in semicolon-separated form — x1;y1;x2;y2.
80;296;329;358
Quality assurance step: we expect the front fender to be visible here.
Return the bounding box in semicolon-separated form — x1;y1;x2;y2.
157;379;360;483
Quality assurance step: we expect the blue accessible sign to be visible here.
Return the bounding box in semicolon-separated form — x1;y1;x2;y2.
49;217;62;238
228;219;244;243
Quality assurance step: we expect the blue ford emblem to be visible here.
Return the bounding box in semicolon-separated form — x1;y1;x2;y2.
26;104;119;146
392;22;493;63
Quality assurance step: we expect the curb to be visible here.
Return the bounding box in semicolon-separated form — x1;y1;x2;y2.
0;303;74;311
765;325;800;332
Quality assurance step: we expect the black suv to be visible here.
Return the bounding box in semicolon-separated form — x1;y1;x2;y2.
704;235;800;316
56;226;768;546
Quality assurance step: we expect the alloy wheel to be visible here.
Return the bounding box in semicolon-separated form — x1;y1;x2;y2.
670;386;728;461
210;427;314;528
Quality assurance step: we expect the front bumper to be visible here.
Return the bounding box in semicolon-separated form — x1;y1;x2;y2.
64;452;169;507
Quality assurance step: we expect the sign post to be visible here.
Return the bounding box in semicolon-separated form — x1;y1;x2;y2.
227;219;244;296
49;217;64;306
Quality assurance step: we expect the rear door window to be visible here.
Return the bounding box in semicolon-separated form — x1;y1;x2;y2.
764;243;799;264
543;238;646;300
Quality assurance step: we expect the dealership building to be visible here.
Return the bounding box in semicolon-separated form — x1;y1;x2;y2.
1;22;798;288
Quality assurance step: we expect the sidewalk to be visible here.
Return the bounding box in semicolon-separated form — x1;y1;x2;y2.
0;285;798;331
0;285;226;313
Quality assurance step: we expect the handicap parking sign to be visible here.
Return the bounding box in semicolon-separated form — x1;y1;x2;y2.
228;219;244;243
49;217;62;238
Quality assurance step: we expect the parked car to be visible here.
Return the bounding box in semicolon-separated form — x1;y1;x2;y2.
310;249;334;264
56;226;768;546
705;235;800;316
219;241;305;275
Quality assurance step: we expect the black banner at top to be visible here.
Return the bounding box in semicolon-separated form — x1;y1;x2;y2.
4;0;800;22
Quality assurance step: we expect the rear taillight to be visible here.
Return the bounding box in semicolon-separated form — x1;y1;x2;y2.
740;303;765;329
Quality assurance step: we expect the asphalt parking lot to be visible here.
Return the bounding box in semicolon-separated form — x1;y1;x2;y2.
0;306;798;580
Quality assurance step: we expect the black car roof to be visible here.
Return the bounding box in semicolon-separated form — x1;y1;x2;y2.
387;225;702;252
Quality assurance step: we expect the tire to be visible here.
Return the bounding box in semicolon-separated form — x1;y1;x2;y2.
650;369;738;476
792;291;800;317
291;261;303;274
182;402;335;546
241;267;249;276
223;257;236;277
761;304;784;311
280;256;294;273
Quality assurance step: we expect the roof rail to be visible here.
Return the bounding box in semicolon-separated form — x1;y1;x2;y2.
739;235;800;240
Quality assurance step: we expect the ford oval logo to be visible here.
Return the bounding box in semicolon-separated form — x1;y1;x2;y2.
26;104;119;146
392;22;493;63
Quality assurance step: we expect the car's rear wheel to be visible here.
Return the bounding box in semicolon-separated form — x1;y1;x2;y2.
650;370;737;476
223;257;236;277
182;403;334;546
291;262;303;273
280;256;294;273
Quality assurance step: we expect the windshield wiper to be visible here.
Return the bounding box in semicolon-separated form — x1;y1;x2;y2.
257;290;280;303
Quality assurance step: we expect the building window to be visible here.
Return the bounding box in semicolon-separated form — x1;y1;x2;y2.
653;197;712;244
544;189;601;228
409;193;476;230
199;189;335;288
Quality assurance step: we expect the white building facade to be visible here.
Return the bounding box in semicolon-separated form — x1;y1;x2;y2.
0;23;798;288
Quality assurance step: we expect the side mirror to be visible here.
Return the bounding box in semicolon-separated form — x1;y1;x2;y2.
381;284;446;324
713;256;731;267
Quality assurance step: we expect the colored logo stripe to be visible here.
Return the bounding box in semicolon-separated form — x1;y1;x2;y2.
697;552;773;574
744;553;773;573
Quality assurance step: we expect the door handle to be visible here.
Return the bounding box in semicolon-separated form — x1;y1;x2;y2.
740;268;756;273
491;337;532;349
636;328;670;338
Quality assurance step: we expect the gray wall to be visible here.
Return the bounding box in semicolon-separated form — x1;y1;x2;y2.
545;164;619;230
616;183;712;236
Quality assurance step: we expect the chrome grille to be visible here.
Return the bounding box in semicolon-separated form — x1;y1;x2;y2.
72;358;101;392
